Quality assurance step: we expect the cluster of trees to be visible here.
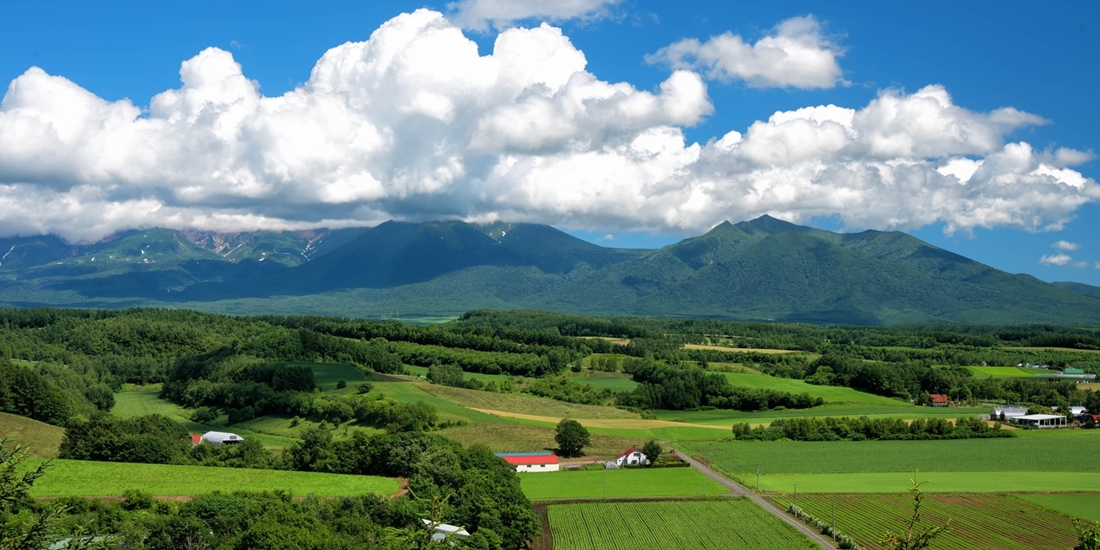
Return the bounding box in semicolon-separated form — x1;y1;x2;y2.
282;429;538;550
4;436;534;550
731;416;1012;442
619;359;823;411
0;359;110;427
59;414;276;468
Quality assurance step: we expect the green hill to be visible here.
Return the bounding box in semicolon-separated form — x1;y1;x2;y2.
0;412;65;457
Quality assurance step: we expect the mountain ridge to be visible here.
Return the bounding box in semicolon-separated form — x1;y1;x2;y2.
1;217;1098;325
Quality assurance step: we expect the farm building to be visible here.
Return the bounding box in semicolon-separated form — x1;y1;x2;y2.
421;519;470;542
929;394;949;407
189;434;202;445
1013;414;1067;429
605;446;648;469
496;452;559;472
201;431;244;445
990;406;1028;422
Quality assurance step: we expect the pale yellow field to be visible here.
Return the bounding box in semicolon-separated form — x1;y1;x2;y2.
469;408;733;431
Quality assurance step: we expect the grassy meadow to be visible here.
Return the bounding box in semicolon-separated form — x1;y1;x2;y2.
0;412;64;458
720;372;903;405
1019;493;1100;522
25;459;400;498
521;467;728;500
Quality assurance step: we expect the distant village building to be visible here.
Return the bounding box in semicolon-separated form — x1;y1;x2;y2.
495;452;560;472
201;431;243;446
929;394;949;407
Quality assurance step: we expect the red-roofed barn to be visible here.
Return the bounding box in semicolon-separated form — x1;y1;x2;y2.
496;453;560;473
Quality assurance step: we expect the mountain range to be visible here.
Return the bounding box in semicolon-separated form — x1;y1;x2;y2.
2;216;1099;325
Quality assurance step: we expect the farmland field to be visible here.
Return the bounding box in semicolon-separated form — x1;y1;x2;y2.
548;500;818;549
720;372;903;404
25;459;400;498
654;403;987;426
683;344;798;354
677;430;1100;477
566;372;638;392
757;471;1100;494
306;361;370;390
965;366;1038;378
0;412;64;457
111;385;300;449
521;467;728;500
1019;493;1100;522
771;493;1078;550
419;383;640;419
403;364;519;383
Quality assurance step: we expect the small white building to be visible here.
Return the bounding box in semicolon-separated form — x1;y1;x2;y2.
422;519;470;542
606;446;648;468
496;453;560;472
201;431;244;445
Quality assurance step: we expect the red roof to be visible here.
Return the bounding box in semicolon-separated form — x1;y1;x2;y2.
190;434;202;444
616;446;639;459
500;454;559;466
930;394;949;404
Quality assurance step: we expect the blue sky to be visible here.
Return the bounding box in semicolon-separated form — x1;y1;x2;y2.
0;1;1098;284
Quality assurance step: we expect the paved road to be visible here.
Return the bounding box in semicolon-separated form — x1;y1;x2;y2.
673;449;837;549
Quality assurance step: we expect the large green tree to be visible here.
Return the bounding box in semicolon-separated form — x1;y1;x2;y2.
554;419;590;458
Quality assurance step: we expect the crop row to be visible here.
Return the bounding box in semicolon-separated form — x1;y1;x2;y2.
771;493;1078;550
547;500;817;550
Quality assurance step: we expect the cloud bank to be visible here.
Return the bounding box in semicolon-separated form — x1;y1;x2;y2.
449;0;622;31
646;16;847;89
0;9;1097;243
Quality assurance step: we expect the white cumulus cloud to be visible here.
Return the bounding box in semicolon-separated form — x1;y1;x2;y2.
1041;254;1073;266
0;9;1097;243
449;0;621;31
1053;240;1079;251
646;16;847;89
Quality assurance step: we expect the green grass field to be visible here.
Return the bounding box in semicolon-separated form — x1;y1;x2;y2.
720;373;904;405
772;493;1078;550
654;403;987;426
402;365;520;383
965;366;1039;378
306;362;369;391
677;431;1100;477
566;372;638;392
25;459;400;498
759;471;1100;494
419;384;639;420
111;385;300;449
521;467;727;500
0;412;64;458
548;499;817;550
1019;493;1100;522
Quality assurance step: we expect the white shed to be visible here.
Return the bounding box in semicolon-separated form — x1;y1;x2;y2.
201;431;244;445
422;519;470;542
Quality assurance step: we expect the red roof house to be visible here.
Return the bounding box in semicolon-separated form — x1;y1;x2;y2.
496;453;560;473
929;394;949;407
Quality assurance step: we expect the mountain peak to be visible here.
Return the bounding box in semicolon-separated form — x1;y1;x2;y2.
739;214;803;234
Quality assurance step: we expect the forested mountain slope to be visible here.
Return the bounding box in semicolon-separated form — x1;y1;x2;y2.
1;216;1098;325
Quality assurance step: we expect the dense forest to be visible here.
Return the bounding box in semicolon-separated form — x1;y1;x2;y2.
4;308;1100;428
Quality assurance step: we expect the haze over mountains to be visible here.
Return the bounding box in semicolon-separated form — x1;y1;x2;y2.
2;216;1098;325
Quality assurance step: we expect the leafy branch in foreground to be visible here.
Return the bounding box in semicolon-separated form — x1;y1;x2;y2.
880;471;950;550
1075;518;1100;550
